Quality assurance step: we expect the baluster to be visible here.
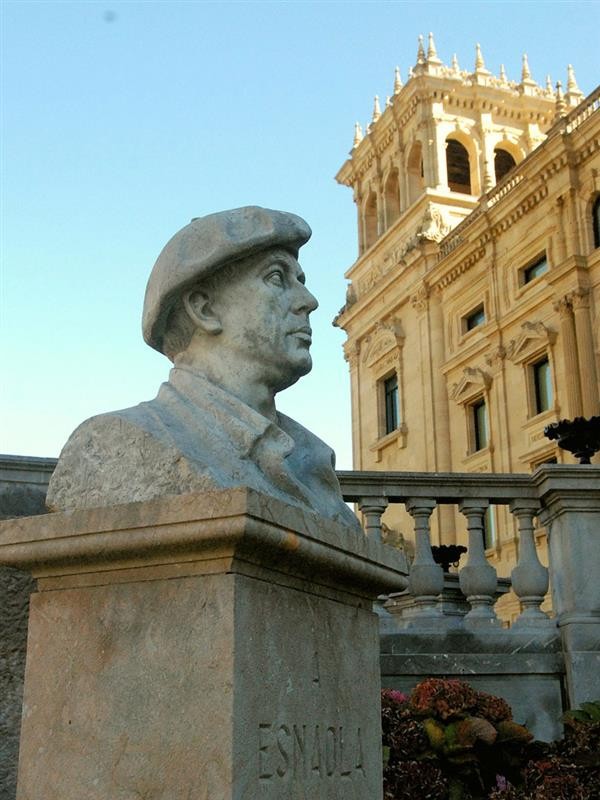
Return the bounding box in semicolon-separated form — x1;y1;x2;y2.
358;497;389;543
509;499;553;628
458;500;500;626
405;498;444;620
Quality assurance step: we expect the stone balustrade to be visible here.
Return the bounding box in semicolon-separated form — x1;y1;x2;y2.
339;469;547;628
338;464;600;712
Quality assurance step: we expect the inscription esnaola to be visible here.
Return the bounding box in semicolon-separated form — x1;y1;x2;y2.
258;723;365;782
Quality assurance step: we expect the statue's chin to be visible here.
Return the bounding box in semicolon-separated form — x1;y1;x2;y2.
274;357;313;393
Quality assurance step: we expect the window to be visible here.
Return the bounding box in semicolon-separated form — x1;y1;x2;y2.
407;142;424;204
383;374;399;434
363;192;378;250
471;398;488;452
384;170;401;229
446;139;471;194
593;196;600;249
522;254;548;284
483;506;497;550
532;357;553;414
464;305;486;332
494;148;517;182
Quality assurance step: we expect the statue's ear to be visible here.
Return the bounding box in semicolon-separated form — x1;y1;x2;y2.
183;288;222;335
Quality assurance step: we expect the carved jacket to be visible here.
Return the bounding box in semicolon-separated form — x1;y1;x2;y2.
46;367;359;529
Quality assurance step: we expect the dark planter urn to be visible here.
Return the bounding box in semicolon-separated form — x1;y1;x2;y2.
544;415;600;464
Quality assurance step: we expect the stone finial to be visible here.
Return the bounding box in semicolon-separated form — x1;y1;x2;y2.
451;53;460;74
565;64;584;105
372;95;381;123
353;121;363;148
416;34;426;65
521;53;532;82
499;63;507;84
546;74;553;93
554;81;567;120
474;43;486;71
385;95;392;108
427;32;441;64
394;66;403;93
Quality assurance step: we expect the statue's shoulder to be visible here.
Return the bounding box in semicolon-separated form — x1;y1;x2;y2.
277;412;336;467
45;396;185;511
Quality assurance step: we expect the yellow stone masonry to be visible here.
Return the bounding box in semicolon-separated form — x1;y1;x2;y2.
335;37;600;623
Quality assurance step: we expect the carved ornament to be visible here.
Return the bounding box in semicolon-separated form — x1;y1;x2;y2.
506;321;557;364
362;320;405;366
450;367;492;403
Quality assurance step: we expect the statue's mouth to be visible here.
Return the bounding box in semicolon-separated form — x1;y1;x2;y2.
288;327;312;343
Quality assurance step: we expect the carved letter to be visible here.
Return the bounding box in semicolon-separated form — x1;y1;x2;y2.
325;726;337;776
293;724;307;779
276;724;291;778
354;727;366;776
258;723;273;780
310;724;322;776
338;726;352;777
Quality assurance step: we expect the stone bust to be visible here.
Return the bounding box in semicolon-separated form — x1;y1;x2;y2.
47;206;358;529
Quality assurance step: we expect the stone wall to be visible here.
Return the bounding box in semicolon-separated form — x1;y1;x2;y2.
0;456;55;800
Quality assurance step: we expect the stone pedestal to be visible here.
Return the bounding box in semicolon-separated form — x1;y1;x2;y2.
0;489;406;800
534;465;600;708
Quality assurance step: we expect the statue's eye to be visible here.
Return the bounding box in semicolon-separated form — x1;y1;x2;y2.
266;269;284;286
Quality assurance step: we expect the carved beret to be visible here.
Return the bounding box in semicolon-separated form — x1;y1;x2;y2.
142;206;312;354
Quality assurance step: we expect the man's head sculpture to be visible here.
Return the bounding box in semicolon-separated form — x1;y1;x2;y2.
46;206;358;530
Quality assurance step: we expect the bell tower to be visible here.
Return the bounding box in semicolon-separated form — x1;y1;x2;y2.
336;34;582;257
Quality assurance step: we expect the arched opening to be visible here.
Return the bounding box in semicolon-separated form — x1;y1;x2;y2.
364;192;378;250
384;170;401;229
593;195;600;249
494;147;517;182
446;138;472;194
407;142;424;205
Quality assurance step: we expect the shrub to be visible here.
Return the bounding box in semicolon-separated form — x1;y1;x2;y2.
383;683;600;800
382;679;532;800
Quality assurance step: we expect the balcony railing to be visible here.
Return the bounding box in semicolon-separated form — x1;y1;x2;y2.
338;466;600;639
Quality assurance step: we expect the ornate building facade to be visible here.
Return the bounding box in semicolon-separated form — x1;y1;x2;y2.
334;35;600;620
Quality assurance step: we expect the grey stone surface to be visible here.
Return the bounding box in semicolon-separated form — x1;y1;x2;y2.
0;456;54;800
1;489;406;799
379;628;565;741
47;207;358;530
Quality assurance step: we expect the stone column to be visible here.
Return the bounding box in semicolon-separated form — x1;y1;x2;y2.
0;490;407;800
426;287;455;544
553;294;583;418
344;341;363;470
571;288;600;417
534;465;600;707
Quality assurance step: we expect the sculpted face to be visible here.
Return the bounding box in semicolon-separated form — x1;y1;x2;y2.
208;247;319;392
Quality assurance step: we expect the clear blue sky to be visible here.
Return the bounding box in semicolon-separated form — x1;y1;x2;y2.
2;0;598;467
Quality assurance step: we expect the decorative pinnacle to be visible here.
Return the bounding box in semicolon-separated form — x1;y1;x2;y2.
521;53;532;82
546;74;553;92
394;66;403;93
554;81;567;120
475;43;485;71
565;65;583;105
372;95;381;122
385;95;392;108
451;53;460;73
416;34;426;64
353;121;363;148
499;64;507;83
427;32;441;63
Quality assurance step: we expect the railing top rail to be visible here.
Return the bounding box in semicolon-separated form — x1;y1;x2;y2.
337;470;538;504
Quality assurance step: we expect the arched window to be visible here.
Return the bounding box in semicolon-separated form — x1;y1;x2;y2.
407;142;424;205
593;196;600;249
364;192;378;250
494;148;517;182
384;170;400;229
446;138;471;194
